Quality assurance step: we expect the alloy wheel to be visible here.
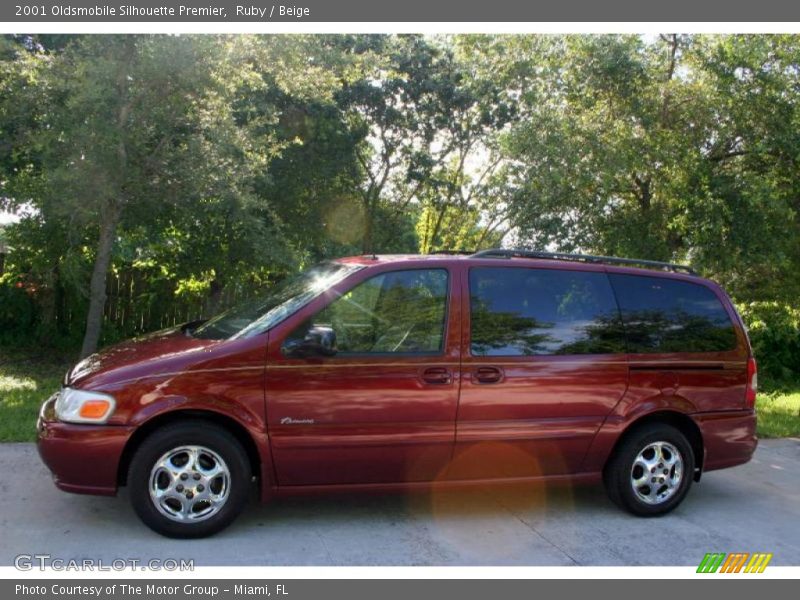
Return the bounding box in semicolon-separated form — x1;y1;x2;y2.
629;441;684;505
148;445;231;522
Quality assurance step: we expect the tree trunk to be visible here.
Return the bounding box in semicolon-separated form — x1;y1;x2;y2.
361;198;375;254
428;204;448;251
80;203;121;358
633;175;652;211
207;277;225;315
80;39;134;357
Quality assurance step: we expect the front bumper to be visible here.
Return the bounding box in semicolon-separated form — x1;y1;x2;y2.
36;395;135;496
694;409;758;472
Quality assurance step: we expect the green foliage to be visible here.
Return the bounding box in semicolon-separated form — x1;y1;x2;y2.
496;34;800;304
333;35;514;253
0;34;387;354
0;275;36;343
1;33;800;364
416;204;503;253
737;302;800;389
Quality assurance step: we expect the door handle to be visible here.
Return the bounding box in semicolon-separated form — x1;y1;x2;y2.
421;367;452;385
473;366;503;384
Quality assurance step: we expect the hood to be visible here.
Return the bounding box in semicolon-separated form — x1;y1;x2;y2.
67;327;220;389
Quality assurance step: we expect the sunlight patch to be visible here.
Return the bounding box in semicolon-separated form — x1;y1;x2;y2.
0;375;37;393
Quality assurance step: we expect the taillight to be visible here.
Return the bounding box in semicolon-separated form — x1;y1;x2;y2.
746;357;758;408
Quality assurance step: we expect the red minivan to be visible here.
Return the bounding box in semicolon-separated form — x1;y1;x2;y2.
37;249;758;538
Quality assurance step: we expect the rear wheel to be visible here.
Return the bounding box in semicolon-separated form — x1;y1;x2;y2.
128;422;252;538
604;423;695;516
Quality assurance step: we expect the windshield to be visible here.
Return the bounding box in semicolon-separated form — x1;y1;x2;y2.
192;262;363;340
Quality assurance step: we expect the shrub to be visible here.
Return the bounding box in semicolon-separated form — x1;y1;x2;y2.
0;275;37;344
736;301;800;389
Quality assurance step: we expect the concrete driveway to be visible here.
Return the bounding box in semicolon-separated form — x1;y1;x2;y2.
1;440;798;566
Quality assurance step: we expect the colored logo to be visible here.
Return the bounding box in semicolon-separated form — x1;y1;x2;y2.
697;552;772;573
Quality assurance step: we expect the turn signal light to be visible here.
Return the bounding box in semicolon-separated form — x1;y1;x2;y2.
78;399;113;420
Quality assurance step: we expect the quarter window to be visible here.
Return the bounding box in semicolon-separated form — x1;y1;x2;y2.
608;274;737;353
469;267;626;356
284;269;449;355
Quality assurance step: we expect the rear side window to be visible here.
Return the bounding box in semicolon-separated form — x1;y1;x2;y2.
608;274;737;353
469;267;626;356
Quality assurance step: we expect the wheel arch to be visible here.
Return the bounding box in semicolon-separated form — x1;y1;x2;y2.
603;410;705;480
117;409;262;487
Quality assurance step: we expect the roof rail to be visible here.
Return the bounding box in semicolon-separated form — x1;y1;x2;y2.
428;249;474;256
470;248;698;275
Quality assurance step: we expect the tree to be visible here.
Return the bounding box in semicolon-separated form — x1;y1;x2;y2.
333;36;459;252
499;34;800;301
413;36;519;253
1;34;390;352
2;36;275;356
3;33;800;356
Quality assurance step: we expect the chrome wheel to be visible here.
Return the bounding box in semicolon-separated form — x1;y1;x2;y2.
630;441;683;505
148;445;230;522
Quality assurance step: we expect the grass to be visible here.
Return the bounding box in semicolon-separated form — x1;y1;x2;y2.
0;351;71;442
0;349;799;441
756;390;800;438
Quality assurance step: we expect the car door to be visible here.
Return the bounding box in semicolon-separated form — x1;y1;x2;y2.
265;263;462;486
449;263;629;480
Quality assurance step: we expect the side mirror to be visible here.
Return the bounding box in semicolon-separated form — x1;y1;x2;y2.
282;325;337;358
180;318;208;336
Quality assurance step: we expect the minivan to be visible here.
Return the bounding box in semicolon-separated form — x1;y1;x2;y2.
37;249;758;538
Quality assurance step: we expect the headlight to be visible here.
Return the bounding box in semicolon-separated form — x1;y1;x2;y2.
54;388;116;424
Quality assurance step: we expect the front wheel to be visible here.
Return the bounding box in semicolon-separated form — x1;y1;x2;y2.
604;423;695;516
128;422;252;538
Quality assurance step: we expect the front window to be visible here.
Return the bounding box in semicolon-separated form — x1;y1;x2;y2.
193;262;363;340
283;269;449;355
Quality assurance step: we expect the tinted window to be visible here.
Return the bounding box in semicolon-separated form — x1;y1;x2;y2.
469;267;625;356
608;274;736;353
284;269;449;354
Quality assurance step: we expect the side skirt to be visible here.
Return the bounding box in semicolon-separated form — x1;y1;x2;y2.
261;471;602;500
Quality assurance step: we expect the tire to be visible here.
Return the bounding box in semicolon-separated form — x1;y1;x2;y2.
128;421;252;538
604;423;695;517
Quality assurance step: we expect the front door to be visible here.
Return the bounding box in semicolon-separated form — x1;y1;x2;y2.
265;264;461;486
449;263;629;480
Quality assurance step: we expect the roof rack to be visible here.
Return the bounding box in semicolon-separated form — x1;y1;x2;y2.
428;250;474;256
470;248;698;275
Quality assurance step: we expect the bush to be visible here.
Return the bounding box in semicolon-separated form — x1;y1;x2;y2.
736;301;800;390
0;275;37;344
0;273;85;352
